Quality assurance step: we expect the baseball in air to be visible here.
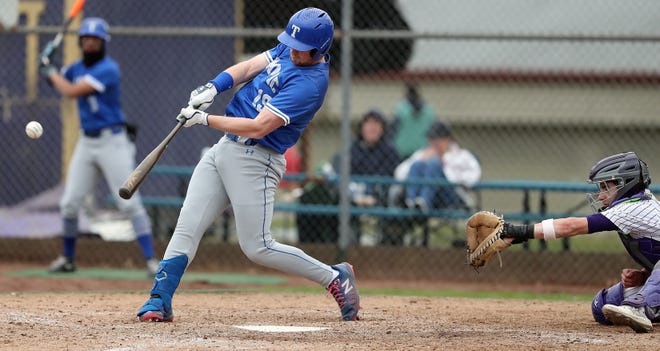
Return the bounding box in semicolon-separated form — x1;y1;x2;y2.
25;121;43;139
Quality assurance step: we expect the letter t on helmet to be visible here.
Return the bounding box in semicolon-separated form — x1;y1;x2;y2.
277;7;334;60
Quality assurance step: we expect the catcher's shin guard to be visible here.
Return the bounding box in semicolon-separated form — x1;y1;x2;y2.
592;282;624;325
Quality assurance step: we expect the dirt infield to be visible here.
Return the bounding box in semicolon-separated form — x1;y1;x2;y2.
2;291;657;350
0;264;657;350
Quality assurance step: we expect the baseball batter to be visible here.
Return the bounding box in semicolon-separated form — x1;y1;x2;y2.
39;18;158;275
500;152;660;333
136;7;360;322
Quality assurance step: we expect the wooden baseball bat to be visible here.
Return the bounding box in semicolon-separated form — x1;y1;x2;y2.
41;0;86;65
119;119;185;199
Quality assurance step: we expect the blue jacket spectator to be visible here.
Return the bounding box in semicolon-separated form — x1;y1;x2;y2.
334;110;401;206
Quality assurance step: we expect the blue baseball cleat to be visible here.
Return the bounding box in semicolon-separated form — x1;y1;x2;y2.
328;262;361;321
137;255;187;322
137;295;173;322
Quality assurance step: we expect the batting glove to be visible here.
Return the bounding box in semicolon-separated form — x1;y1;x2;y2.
178;106;209;127
188;83;217;111
40;41;57;65
38;57;58;79
39;64;58;78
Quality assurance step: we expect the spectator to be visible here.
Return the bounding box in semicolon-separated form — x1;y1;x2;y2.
402;121;480;211
333;109;400;244
391;84;437;159
336;109;400;207
382;121;478;245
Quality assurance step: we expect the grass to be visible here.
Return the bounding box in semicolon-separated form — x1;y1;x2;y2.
180;285;594;302
7;267;594;302
7;285;593;302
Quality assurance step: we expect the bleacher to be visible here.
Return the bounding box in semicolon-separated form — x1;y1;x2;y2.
134;165;660;220
104;165;658;247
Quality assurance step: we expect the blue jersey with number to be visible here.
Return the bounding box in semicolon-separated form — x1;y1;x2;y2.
62;56;126;131
224;43;330;153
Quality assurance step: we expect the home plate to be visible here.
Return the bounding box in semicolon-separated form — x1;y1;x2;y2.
234;325;327;333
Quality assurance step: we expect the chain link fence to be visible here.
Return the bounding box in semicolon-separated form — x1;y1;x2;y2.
1;0;659;284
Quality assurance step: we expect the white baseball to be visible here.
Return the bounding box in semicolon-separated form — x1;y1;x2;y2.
25;121;43;139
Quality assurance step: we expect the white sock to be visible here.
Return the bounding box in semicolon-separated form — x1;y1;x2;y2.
624;286;642;299
327;269;340;288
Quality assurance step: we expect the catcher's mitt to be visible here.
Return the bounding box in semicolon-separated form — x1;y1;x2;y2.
465;211;510;269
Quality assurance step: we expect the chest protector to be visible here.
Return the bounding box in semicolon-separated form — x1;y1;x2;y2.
618;233;660;272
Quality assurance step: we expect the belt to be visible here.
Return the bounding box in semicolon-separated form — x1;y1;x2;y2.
83;125;125;138
226;133;258;146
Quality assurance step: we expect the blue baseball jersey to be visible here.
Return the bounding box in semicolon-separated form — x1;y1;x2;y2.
63;56;126;131
224;43;330;154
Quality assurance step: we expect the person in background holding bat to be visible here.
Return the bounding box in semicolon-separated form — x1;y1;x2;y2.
136;7;360;322
492;152;659;333
38;17;159;276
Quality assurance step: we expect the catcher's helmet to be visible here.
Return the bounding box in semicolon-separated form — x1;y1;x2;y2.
587;151;651;211
277;7;334;60
79;17;111;42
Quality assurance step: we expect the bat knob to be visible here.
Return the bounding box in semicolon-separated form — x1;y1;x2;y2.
118;187;132;199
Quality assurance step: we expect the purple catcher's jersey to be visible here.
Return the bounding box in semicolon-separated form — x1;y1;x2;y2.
63;56;126;131
225;43;330;154
601;195;660;271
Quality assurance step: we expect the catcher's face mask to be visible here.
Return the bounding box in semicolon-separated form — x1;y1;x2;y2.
587;179;622;212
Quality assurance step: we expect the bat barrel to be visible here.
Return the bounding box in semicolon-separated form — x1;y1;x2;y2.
118;187;133;199
117;120;184;200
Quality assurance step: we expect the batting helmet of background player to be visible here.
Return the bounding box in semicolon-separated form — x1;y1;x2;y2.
587;151;651;211
79;17;111;42
277;7;334;61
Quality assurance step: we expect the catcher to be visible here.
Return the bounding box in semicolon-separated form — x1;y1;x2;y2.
466;152;659;333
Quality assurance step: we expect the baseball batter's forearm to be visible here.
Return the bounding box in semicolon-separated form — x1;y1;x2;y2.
206;110;284;139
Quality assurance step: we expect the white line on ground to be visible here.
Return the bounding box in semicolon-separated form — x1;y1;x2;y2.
233;325;327;333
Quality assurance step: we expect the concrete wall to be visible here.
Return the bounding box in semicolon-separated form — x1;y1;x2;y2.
321;79;660;125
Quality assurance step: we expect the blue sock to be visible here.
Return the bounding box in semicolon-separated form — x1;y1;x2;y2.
136;233;155;259
62;217;78;258
150;255;188;309
63;237;76;258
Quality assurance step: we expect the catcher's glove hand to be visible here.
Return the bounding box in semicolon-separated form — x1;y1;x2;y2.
465;211;510;269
